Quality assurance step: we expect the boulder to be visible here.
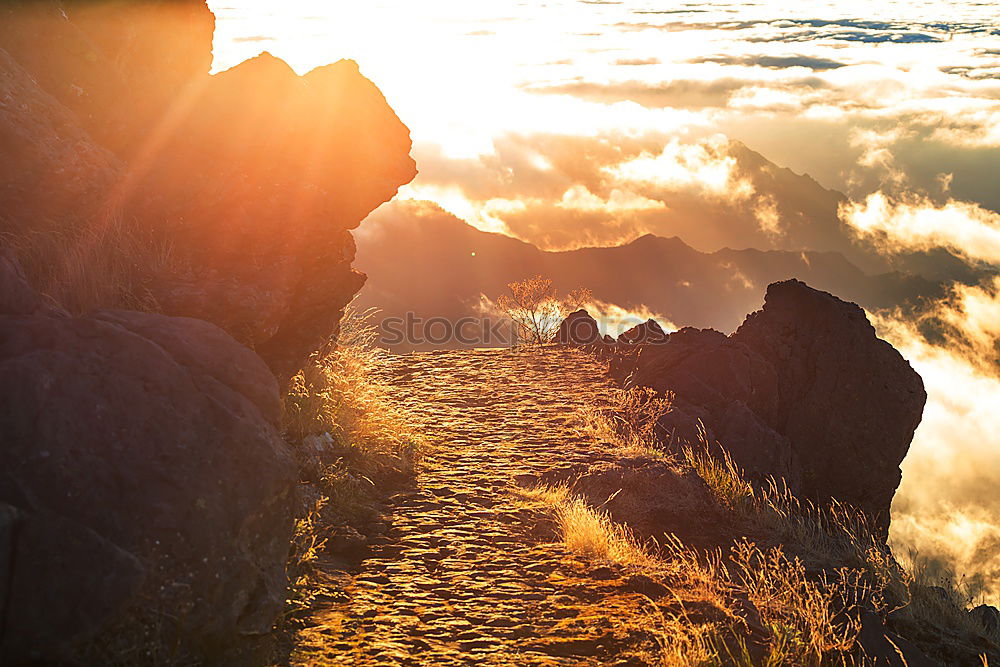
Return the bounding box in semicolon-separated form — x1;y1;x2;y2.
619;281;926;529
0;3;416;383
619;318;668;344
0;0;215;156
555;309;604;345
0;46;121;237
970;604;999;634
0;267;297;662
0;503;145;661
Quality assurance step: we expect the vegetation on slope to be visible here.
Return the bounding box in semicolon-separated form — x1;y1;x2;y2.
279;303;424;630
520;386;1000;666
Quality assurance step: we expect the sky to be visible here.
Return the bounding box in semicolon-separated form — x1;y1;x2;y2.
208;0;1000;601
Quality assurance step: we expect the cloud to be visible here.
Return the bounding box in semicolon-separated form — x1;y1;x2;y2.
584;299;678;337
841;192;1000;265
874;280;1000;601
556;185;666;214
691;54;846;71
524;76;830;110
605;136;749;196
400;131;858;254
614;57;661;66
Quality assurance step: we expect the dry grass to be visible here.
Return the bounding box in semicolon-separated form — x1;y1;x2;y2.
525;479;873;665
280;303;424;627
569;389;884;664
578;386;1000;664
516;483;730;665
520;484;658;569
2;207;175;313
578;387;675;459
282;301;423;481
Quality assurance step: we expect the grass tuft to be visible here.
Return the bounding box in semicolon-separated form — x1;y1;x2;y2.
578;387;674;459
2;207;176;314
282;301;423;482
577;386;1000;665
279;302;424;630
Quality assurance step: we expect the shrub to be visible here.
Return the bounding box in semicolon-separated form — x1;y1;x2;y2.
496;275;591;345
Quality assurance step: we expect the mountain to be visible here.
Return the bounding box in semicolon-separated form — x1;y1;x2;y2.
355;201;942;350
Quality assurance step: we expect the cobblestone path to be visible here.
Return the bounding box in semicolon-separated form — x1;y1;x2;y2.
292;348;662;666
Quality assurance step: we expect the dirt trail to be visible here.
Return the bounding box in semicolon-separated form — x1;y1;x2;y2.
292;348;661;666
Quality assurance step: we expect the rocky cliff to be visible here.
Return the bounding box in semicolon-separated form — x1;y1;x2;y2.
605;280;927;530
0;0;416;383
0;0;415;661
0;254;298;662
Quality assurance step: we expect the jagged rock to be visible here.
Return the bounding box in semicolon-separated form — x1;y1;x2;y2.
619;280;926;529
555;309;604;345
0;269;296;661
0;0;215;156
0;3;416;383
619;318;668;344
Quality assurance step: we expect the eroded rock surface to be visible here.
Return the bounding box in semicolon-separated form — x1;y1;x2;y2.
0;1;416;382
0;265;296;662
616;280;926;529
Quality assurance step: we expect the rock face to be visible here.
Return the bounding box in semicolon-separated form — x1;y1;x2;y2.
0;263;297;662
619;319;668;344
0;1;416;383
618;280;926;529
555;309;604;345
971;605;1000;634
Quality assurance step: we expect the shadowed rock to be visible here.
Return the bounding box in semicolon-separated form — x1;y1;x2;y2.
555;309;604;345
971;605;999;634
619;318;668;344
0;264;296;662
0;504;145;662
0;1;416;383
617;280;926;530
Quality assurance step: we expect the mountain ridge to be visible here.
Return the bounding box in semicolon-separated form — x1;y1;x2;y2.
356;200;942;349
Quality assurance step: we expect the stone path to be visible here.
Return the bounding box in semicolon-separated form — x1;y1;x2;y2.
291;348;663;666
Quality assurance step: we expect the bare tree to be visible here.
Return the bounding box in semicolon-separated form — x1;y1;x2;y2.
496;276;592;345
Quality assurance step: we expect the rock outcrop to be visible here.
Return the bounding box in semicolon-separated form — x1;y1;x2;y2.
0;260;297;662
555;309;604;345
971;605;1000;634
619;318;668;344
0;1;416;383
616;280;926;529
